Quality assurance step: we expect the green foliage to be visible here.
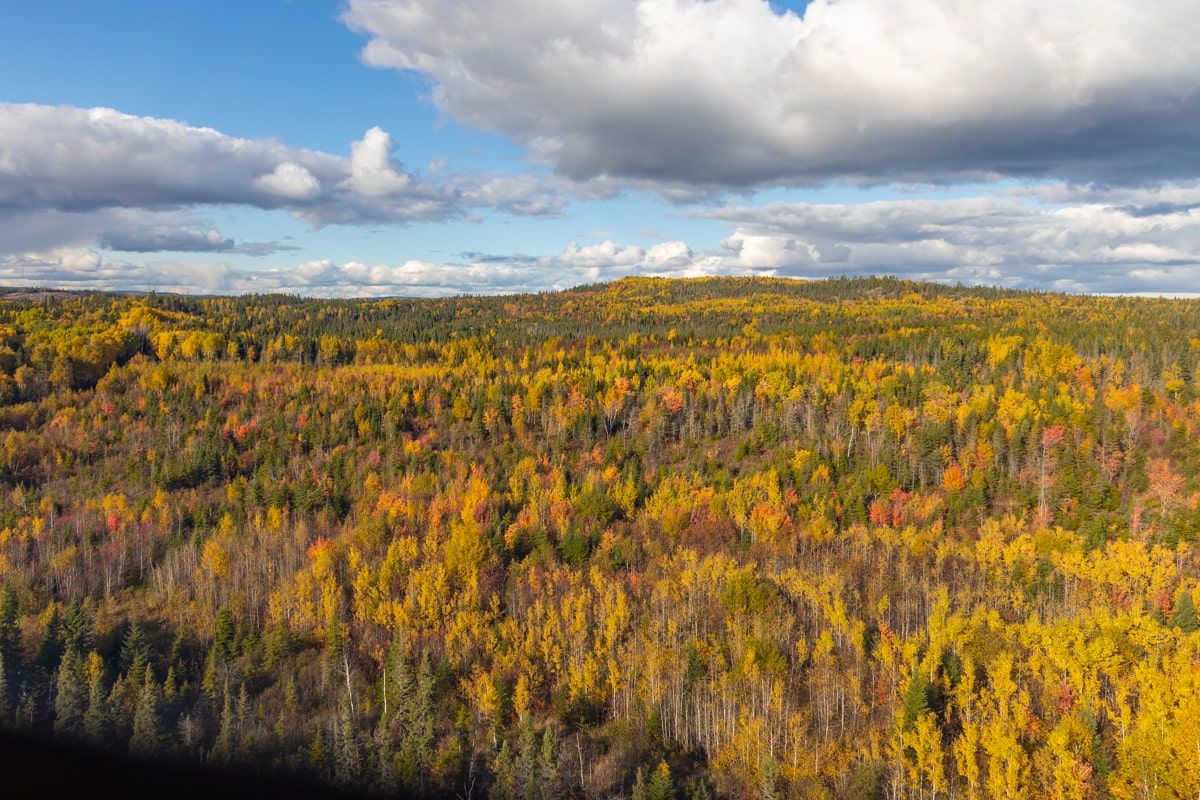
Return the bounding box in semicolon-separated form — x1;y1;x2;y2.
1173;587;1199;633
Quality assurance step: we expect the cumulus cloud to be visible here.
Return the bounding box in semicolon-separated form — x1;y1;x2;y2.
9;179;1200;297
344;0;1200;187
0;249;233;295
698;182;1200;292
254;162;322;200
0;103;570;228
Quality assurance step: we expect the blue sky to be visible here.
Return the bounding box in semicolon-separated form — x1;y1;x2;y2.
2;0;1199;296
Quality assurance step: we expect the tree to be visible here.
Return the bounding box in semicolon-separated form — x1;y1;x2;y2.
120;620;151;681
129;663;163;757
83;652;109;745
1173;588;1199;633
335;698;362;788
53;645;86;737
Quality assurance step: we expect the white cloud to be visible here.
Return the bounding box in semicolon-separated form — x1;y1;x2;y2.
700;183;1200;292
344;0;1200;187
254;162;321;200
0;103;568;229
8;179;1200;297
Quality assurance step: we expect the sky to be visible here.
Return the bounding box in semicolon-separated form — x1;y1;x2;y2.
2;0;1200;297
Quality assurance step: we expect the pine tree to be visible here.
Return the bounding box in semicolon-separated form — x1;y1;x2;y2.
335;698;362;788
514;714;539;800
0;652;12;725
758;755;778;800
53;646;86;737
120;621;151;681
209;683;236;766
306;727;329;780
647;762;675;800
263;617;293;669
538;726;562;800
1173;587;1199;633
632;767;649;800
492;739;517;800
83;654;109;745
129;663;163;757
34;603;63;681
901;671;931;731
397;648;435;792
0;584;19;677
61;600;89;655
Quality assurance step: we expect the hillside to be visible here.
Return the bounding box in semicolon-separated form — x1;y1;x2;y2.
0;276;1198;798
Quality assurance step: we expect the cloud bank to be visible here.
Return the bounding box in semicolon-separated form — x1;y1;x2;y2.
702;185;1200;293
345;0;1200;187
8;183;1200;297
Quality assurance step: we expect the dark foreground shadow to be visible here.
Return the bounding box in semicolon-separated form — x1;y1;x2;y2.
0;732;357;800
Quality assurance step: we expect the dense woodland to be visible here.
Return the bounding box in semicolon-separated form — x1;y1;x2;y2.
0;276;1199;798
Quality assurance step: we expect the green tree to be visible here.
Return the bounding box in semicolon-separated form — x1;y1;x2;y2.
334;699;362;788
649;762;676;800
0;584;19;676
120;620;151;681
0;653;11;724
83;657;109;745
129;663;163;757
53;645;86;737
1173;588;1199;633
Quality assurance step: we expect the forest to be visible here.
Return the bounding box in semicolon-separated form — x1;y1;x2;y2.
0;275;1198;799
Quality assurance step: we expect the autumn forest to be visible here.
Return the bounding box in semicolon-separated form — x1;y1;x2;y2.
0;276;1198;799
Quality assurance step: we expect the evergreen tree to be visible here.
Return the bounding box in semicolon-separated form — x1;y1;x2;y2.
632;767;649;800
263;617;293;669
129;663;163;757
335;698;362;788
0;653;12;725
901;671;931;731
492;739;517;800
83;655;109;745
397;648;435;792
538;726;562;800
34;603;63;681
1173;588;1199;633
514;714;539;800
52;645;86;737
0;584;19;677
61;599;89;655
306;727;330;781
209;683;236;766
758;755;778;800
120;620;151;680
647;762;675;800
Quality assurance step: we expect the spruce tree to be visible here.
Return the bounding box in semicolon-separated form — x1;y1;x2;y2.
209;683;236;766
758;755;778;800
648;762;675;800
901;671;931;731
1173;588;1199;633
129;663;163;757
53;646;86;737
120;621;151;681
0;653;12;725
0;584;19;676
491;739;516;800
632;767;648;800
335;699;362;788
83;657;109;745
538;726;562;800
